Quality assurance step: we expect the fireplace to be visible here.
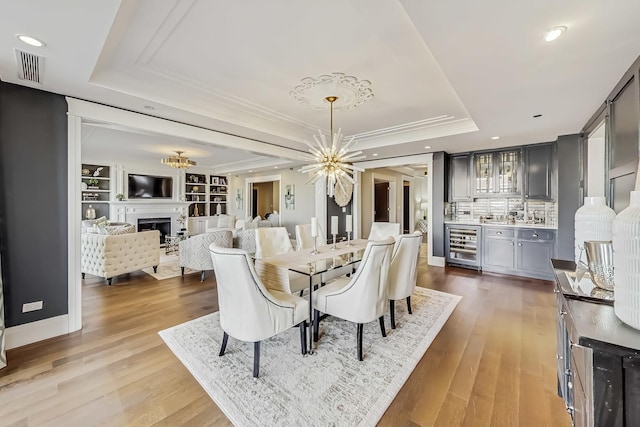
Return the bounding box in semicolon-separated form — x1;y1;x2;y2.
138;217;171;245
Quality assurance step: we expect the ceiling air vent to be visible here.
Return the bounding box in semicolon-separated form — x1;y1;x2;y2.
15;49;43;83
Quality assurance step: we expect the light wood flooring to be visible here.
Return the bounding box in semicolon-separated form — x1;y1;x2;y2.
0;247;571;426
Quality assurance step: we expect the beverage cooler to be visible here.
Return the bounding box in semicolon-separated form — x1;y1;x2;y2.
445;225;482;270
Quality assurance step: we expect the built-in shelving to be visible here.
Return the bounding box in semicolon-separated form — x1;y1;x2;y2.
81;164;110;219
209;175;228;216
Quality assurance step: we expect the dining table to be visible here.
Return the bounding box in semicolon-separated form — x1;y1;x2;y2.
254;239;369;354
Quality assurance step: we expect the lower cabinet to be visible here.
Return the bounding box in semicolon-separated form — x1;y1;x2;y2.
482;226;556;280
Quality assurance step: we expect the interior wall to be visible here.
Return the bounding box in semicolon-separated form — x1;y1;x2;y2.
0;82;69;327
229;169;315;236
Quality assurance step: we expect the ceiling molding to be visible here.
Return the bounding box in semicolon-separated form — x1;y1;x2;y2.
213;157;293;175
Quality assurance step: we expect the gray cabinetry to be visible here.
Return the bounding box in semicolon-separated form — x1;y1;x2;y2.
449;154;471;201
483;227;515;269
471;149;521;197
524;143;555;201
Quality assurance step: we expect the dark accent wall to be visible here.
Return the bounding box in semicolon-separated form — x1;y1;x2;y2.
432;152;446;258
0;82;68;327
326;195;352;240
556;134;583;261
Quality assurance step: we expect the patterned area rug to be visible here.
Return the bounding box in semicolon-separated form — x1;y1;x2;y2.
159;287;461;426
142;253;198;280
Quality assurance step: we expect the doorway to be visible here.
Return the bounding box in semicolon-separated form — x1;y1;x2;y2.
374;181;389;222
249;180;279;219
403;180;410;233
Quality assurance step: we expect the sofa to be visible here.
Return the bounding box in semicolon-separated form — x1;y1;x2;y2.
81;230;160;285
205;214;272;234
179;230;233;282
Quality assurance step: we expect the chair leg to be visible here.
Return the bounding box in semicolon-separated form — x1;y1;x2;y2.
81;273;85;279
390;300;396;329
181;267;185;276
299;290;304;297
357;323;364;361
253;341;261;378
407;296;412;314
153;266;158;273
299;322;307;354
379;316;387;337
200;271;205;282
313;309;320;342
107;278;112;286
219;332;229;356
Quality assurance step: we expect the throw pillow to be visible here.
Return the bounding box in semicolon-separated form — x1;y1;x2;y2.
252;215;262;223
104;225;135;235
217;214;236;229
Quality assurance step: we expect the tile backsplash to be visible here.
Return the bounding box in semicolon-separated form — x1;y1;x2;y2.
449;198;557;226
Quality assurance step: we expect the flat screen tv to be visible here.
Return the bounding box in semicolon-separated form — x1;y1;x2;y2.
128;174;173;199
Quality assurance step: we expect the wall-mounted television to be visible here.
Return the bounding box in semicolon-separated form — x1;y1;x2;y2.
128;174;173;199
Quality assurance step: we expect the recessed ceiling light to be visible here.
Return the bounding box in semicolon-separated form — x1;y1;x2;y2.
274;166;279;169
248;170;253;173
533;114;543;118
424;146;431;149
372;153;378;157
143;105;155;110
544;26;567;42
491;136;500;140
17;34;45;47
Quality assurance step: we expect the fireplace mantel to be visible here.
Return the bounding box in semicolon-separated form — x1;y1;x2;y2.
110;201;191;235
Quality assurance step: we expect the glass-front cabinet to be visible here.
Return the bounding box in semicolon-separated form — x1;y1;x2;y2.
472;149;521;197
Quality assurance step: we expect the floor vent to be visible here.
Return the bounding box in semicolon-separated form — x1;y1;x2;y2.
15;49;43;83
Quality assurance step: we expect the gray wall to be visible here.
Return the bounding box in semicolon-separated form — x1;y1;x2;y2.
556;134;583;261
0;82;68;327
432;152;446;257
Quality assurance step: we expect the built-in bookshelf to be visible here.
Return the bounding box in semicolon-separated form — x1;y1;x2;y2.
185;173;207;217
81;164;110;219
209;175;228;215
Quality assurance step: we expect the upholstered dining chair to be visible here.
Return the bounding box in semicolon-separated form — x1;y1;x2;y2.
179;230;233;282
255;227;307;294
209;244;309;378
387;232;422;329
368;222;401;241
312;237;395;361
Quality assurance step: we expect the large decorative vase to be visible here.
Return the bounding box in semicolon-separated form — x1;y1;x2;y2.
574;197;616;263
613;191;640;330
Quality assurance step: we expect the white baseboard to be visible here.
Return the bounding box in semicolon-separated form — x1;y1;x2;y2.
428;256;445;267
6;315;70;350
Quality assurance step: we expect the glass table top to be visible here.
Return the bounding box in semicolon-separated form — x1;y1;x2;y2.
288;248;366;277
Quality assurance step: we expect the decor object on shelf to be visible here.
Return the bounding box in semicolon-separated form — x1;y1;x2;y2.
93;167;104;177
82;168;90;176
161;150;196;169
192;186;199;193
574;197;616;263
177;214;187;230
420;202;429;220
583;241;614;291
88;178;99;188
81;182;88;191
216;203;222;215
193;204;200;216
298;96;366;198
85;204;96;220
115;193;124;201
613;191;640;330
285;184;295;210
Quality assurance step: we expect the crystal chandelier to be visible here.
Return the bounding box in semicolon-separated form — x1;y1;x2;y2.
161;150;196;169
299;96;366;198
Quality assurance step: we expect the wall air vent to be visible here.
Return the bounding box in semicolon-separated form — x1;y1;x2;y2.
15;49;43;83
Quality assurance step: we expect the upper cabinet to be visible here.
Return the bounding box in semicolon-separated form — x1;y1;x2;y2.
449;154;471;201
524;143;555;201
471;149;521;197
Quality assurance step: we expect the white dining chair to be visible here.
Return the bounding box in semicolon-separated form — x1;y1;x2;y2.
312;237;395;361
255;227;308;294
368;222;401;241
209;244;309;378
387;232;422;329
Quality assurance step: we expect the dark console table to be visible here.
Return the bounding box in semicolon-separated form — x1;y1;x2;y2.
552;259;640;426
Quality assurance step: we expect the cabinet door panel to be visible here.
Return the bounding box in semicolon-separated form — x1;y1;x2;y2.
496;150;520;195
483;237;515;269
516;240;554;274
473;153;495;196
524;144;554;200
450;155;471;201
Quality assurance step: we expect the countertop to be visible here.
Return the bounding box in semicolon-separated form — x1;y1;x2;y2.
444;219;558;230
552;259;640;352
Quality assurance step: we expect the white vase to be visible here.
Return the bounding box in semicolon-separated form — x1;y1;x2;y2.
574;197;616;263
613;191;640;330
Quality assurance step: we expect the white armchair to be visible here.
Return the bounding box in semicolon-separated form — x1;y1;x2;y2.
179;230;233;282
312;237;395;361
368;222;401;241
209;244;309;378
387;232;422;329
256;227;308;294
81;230;160;285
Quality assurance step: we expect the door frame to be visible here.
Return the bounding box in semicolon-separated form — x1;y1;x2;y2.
372;172;397;223
245;174;282;225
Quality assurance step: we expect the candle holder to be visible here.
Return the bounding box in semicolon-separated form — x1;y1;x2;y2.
346;231;352;246
311;236;319;255
331;234;337;250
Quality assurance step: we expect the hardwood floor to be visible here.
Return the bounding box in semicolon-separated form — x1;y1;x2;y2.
0;248;571;426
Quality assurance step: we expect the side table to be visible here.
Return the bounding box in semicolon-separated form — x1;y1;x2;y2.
165;235;185;255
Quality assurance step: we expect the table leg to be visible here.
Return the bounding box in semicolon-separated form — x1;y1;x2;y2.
307;275;315;355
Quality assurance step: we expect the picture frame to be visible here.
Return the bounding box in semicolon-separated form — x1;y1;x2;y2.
211;176;219;185
285;184;295;210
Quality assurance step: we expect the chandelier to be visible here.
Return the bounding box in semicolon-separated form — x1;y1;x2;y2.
298;95;366;198
161;150;196;169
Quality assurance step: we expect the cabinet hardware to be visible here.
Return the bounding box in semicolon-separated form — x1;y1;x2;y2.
518;243;522;246
496;231;502;235
532;233;539;237
560;310;567;316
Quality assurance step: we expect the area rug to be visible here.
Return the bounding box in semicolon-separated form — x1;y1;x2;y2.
142;253;198;280
159;287;461;426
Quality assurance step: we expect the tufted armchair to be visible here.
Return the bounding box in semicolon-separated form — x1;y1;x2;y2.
81;230;160;285
179;230;233;282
